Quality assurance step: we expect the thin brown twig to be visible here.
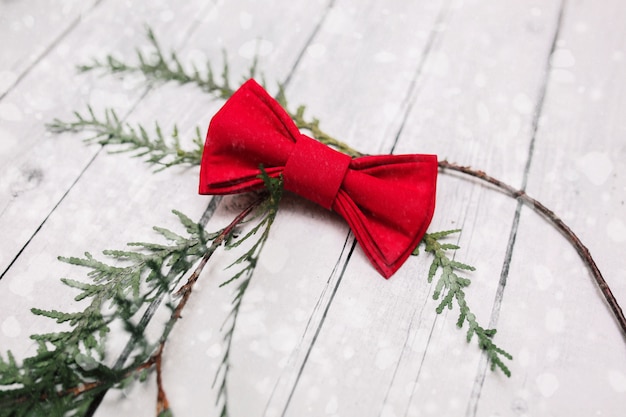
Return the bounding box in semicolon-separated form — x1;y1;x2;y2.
151;195;266;415
1;354;158;408
0;197;267;413
306;118;625;338
155;344;169;416
438;159;626;337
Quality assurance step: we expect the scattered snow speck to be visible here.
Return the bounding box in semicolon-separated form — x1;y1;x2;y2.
476;102;490;124
22;15;35;29
197;330;212;342
375;347;398;370
343;346;355;360
574;22;588;33
474;72;487;88
536;373;559;397
0;71;17;92
0;127;18;149
612;51;624;62
324;8;355;35
589;88;604;101
545;308;565;332
424;52;449;77
517;347;531;368
2;316;21;338
513;93;534;115
238;39;274;59
159;10;174;22
269;326;297;353
9;277;33;297
239;11;253;29
575;151;613;185
551;49;576;68
551;68;575;83
260;240;289;273
325;395;338;414
306;43;326;59
607;369;626;393
205;343;222;358
533;264;554;291
606;218;626;243
374;51;397;63
546;346;560;362
380;404;398;417
0;102;23;121
89;90;129;110
382;102;400;121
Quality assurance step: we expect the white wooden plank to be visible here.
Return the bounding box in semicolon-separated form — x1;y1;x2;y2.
0;0;102;97
1;1;624;417
135;0;452;415
0;0;223;359
282;0;566;415
223;0;454;415
0;0;219;411
86;1;340;416
0;0;214;275
475;0;626;414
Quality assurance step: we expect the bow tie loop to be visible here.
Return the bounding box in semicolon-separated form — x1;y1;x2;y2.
199;79;438;278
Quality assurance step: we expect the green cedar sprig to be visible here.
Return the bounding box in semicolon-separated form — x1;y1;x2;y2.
50;26;512;376
418;230;513;376
0;211;211;416
78;27;252;99
212;170;282;417
47;106;203;171
74;26;362;159
21;27;513;417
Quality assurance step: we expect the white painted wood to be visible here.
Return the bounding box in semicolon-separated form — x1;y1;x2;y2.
475;0;626;414
280;1;571;416
0;0;102;97
0;0;625;416
0;0;218;377
0;0;214;275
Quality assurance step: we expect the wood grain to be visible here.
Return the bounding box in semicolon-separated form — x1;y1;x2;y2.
1;0;624;416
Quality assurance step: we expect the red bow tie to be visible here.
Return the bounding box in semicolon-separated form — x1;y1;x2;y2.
199;79;437;278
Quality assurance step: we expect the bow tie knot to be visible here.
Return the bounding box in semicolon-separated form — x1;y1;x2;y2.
283;134;352;210
199;79;438;278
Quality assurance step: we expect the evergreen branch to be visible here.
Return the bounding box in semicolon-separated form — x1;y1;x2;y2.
78;26;258;99
438;160;626;337
212;170;282;417
76;26;358;160
274;89;363;158
46;107;203;171
0;211;211;416
34;26;626;415
69;29;624;341
418;230;513;377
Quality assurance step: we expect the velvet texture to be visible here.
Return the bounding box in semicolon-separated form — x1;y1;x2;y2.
199;79;438;278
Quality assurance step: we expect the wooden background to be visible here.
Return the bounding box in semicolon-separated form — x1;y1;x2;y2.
1;0;625;415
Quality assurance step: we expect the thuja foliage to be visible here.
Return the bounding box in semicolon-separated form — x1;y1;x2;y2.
47;106;204;171
0;210;210;416
4;25;514;416
417;230;512;376
0;194;278;417
65;26;362;160
213;170;282;417
78;27;243;100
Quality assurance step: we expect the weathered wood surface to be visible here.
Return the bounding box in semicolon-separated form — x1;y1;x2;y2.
1;0;625;416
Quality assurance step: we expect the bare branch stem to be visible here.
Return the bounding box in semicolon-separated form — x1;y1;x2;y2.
438;159;626;338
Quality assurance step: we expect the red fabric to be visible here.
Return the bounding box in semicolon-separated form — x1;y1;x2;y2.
199;79;438;278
